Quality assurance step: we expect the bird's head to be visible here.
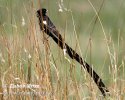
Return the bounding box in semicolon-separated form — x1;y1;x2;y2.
37;8;47;17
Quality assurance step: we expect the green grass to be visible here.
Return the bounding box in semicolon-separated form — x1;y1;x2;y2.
0;0;125;99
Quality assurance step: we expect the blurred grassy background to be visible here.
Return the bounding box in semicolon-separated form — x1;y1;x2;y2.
0;0;125;99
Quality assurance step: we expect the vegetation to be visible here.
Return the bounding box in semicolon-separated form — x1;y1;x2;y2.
0;0;125;99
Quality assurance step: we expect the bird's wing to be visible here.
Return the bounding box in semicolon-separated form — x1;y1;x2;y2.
43;15;56;29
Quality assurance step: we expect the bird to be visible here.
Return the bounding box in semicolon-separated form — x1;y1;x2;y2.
37;8;109;97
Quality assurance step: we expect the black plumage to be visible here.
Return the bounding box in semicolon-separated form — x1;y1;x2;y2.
37;8;56;29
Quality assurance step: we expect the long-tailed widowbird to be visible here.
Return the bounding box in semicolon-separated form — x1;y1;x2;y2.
37;8;109;97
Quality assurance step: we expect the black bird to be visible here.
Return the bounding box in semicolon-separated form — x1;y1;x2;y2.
37;8;109;97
